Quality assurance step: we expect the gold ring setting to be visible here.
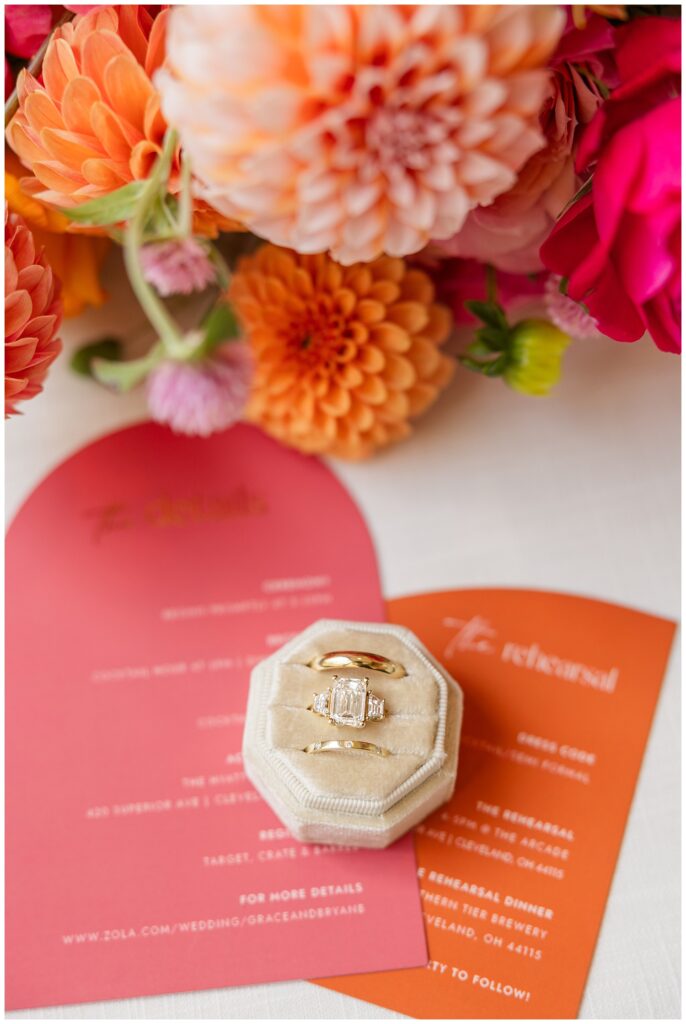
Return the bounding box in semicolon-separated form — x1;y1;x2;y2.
309;650;405;679
304;739;389;757
311;675;384;729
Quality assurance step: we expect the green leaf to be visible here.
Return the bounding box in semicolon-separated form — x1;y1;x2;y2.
92;346;162;392
202;302;240;350
70;337;123;378
465;299;509;330
58;181;148;226
476;325;509;351
460;352;509;379
467;338;496;359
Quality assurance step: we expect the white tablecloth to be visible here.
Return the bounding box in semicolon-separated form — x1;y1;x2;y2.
6;258;680;1019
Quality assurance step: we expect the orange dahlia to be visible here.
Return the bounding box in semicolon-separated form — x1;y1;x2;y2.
230;245;454;459
7;6;169;206
5;151;109;317
160;5;565;264
5;206;62;417
5;5;240;236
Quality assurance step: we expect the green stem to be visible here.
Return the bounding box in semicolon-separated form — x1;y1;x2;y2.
123;130;186;355
178;150;193;237
207;242;231;290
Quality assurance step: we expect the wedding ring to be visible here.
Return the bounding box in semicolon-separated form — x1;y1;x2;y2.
304;740;390;757
310;675;385;729
308;650;406;678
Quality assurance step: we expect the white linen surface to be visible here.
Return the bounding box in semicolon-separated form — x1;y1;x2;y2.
6;260;680;1020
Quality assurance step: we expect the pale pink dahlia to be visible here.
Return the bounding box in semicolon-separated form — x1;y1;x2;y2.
140;239;216;297
146;342;253;437
158;5;565;265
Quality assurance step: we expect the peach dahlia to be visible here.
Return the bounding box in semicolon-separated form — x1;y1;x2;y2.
229;245;454;459
160;4;565;265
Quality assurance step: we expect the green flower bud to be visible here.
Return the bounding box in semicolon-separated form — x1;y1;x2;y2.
504;320;571;396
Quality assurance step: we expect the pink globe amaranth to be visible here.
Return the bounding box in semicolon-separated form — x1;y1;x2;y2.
146;343;253;437
139;239;216;297
541;18;681;354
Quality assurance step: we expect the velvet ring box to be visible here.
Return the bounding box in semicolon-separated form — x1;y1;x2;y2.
243;619;463;848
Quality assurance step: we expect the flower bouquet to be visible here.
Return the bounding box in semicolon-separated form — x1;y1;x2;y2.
4;4;681;457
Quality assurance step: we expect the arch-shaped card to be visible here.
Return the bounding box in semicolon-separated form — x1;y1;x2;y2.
6;422;426;1010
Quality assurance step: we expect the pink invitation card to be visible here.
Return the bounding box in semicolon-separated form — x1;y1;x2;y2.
6;422;427;1010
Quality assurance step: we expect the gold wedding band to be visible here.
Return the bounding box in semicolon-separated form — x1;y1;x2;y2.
308;650;406;679
304;740;390;757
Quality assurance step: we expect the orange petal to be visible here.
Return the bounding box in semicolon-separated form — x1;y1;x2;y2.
345;267;372;296
399;269;435;304
378;390;411;422
117;4;150;66
5;337;38;373
81;30;132;95
356;299;385;324
143;94;166;146
144;9;169;77
348;399;375;432
129;139;161;179
386;301;429;333
5;291;32;338
32;160;84;194
292;267;314;298
81;158;129;190
319;386;351;417
354;374;387;405
104;53;154;132
90;101;140;159
423;304;453;344
408;337;441;377
6;121;47;166
357;343;385;373
333;288;356;317
371;256;404;283
370;322;411;352
23;91;63;132
335;363;364;389
42;37;79;102
383;353;416;390
368;279;400;304
61;77;102;135
40;127;103;167
5;257;18;294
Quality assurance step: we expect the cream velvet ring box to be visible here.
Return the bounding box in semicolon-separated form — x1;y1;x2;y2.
242;619;464;848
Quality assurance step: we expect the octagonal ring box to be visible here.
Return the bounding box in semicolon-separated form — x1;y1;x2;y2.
242;619;463;849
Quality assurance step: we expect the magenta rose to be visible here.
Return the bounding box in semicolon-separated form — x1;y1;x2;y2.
541;17;681;353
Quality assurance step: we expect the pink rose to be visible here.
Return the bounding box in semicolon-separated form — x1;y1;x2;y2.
541;18;681;353
433;14;616;273
5;5;54;60
434;259;544;326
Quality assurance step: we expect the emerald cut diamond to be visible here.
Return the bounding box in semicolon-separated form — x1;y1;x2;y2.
330;676;368;728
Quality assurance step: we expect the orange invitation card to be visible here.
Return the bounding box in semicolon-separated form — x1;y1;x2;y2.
318;588;676;1019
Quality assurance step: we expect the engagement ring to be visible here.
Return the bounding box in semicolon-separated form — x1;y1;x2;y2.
310;675;385;729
